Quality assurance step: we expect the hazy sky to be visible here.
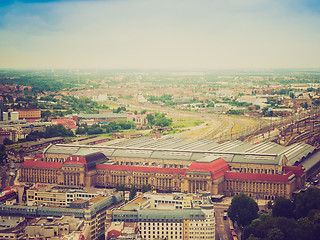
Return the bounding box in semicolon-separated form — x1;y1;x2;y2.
0;0;320;70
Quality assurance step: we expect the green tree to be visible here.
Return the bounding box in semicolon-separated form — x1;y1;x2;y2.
272;197;294;218
297;217;316;240
142;184;152;193
274;217;300;240
3;138;13;145
227;193;259;227
115;183;125;192
147;113;155;126
117;120;135;130
0;144;7;166
44;124;74;138
267;201;273;211
294;187;320;219
247;234;260;240
154;114;172;127
129;184;137;201
266;228;284;240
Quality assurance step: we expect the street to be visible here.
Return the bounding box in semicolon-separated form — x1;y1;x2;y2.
214;204;234;240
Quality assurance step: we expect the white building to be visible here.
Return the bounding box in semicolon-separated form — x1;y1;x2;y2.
112;192;215;240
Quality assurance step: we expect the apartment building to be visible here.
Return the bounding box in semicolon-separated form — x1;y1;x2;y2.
111;192;215;240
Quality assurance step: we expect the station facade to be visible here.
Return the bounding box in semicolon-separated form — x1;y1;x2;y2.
19;136;315;200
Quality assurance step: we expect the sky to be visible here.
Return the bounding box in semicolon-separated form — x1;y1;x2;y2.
0;0;320;70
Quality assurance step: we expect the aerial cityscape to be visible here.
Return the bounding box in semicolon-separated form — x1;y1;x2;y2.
0;1;320;240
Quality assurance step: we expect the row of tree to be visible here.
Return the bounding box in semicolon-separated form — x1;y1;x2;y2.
76;121;135;135
227;187;320;240
24;124;75;141
146;113;173;127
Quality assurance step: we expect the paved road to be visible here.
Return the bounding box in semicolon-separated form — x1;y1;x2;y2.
214;205;234;240
213;198;268;240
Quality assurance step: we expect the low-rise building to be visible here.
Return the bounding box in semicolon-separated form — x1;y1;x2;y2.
25;215;87;240
0;216;27;240
16;109;41;122
0;189;122;240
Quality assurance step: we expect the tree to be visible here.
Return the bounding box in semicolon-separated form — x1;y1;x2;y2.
266;228;284;240
272;197;294;218
154;116;172;127
115;183;125;192
142;184;152;193
290;92;295;99
44;124;74;138
297;217;316;240
3;138;13;145
0;144;7;166
247;234;260;240
147;113;155;126
227;193;259;227
129;184;137;201
267;201;273;211
294;187;320;219
274;217;300;240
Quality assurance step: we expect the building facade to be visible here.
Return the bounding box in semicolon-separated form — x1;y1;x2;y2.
111;192;215;240
16;109;41;122
18;137;320;200
0;191;122;240
19;152;306;200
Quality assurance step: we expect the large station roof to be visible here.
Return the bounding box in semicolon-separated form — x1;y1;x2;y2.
44;136;317;166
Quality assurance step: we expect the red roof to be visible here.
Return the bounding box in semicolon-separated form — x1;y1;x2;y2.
225;171;294;182
34;154;43;160
96;164;187;175
284;165;305;177
52;118;77;129
186;158;230;179
21;159;62;169
107;230;121;240
64;156;87;165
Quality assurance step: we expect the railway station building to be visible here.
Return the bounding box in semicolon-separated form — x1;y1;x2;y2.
19;137;320;200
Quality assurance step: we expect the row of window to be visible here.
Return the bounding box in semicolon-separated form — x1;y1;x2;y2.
140;222;182;226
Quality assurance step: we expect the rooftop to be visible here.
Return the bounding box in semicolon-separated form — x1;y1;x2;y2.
225;171;295;182
44;137;316;167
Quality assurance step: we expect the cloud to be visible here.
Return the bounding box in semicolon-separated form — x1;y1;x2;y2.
0;0;319;69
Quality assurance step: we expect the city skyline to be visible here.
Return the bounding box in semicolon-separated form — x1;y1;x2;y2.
0;0;320;70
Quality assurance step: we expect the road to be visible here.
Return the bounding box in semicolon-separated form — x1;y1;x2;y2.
214;205;234;240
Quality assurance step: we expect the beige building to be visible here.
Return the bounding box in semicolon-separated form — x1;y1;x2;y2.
0;216;26;240
19;137;319;200
25;215;87;239
112;192;215;240
17;109;41;122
